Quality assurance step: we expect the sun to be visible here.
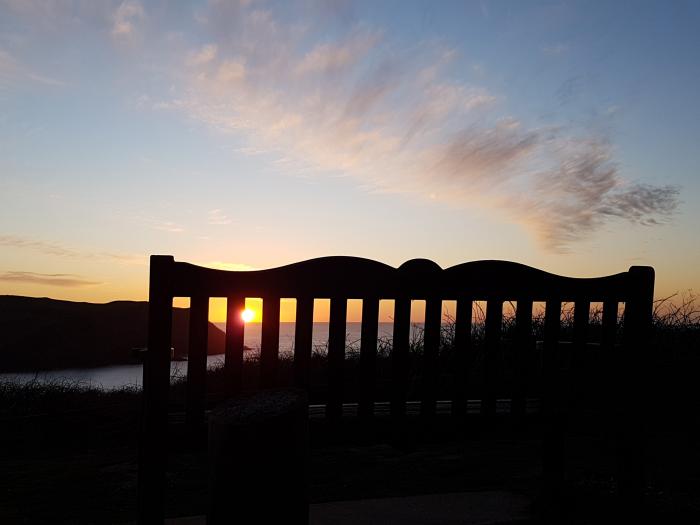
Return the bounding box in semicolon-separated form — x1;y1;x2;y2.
241;308;255;323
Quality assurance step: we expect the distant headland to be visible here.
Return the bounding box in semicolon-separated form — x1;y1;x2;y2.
0;296;225;372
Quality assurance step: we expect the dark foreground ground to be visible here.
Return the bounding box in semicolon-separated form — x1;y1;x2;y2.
1;380;700;525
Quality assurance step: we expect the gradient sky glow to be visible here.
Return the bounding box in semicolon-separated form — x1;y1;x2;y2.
1;0;699;321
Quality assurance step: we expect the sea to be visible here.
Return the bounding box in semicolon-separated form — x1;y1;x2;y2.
0;322;424;390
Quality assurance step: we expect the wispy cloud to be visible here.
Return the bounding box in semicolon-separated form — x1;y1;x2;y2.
511;139;680;250
186;44;218;67
150;2;678;251
207;209;232;225
0;234;81;257
111;0;144;39
0;271;102;287
0;234;142;262
151;221;185;233
295;30;381;75
556;75;584;106
0;48;64;88
430;120;539;187
542;43;569;56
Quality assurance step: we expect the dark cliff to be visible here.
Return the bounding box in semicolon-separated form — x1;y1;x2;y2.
0;296;225;372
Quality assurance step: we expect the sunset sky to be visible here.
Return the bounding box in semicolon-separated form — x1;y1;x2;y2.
1;1;698;321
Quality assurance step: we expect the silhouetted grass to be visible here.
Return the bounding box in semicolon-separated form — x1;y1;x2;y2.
0;378;139;417
0;378;141;460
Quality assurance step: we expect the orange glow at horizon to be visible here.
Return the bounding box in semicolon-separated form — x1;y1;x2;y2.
189;297;401;323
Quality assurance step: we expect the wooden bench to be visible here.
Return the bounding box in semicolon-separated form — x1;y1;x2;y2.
137;255;654;524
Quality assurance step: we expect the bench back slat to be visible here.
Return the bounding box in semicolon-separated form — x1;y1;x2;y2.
359;297;379;420
482;299;503;417
541;298;564;487
542;299;562;414
391;297;411;420
573;301;590;348
224;295;245;395
512;299;533;417
420;297;442;417
451;297;473;416
601;300;618;353
293;296;314;389
572;299;590;379
601;299;619;403
260;296;280;388
326;298;347;420
185;295;209;430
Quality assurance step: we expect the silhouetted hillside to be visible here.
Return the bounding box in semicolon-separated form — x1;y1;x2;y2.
0;296;225;372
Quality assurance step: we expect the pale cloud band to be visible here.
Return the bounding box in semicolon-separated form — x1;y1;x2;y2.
111;0;145;38
149;1;678;252
0;48;64;88
0;271;102;287
0;235;143;263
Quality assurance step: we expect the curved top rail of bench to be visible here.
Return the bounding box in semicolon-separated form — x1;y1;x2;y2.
151;255;653;302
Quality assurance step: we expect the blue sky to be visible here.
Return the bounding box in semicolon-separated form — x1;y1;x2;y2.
0;0;698;307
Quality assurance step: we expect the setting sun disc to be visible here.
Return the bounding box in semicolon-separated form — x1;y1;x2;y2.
241;308;255;323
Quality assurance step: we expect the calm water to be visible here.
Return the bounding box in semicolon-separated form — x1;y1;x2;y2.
0;322;408;390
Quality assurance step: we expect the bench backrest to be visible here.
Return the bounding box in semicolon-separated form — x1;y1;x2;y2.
138;255;654;523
